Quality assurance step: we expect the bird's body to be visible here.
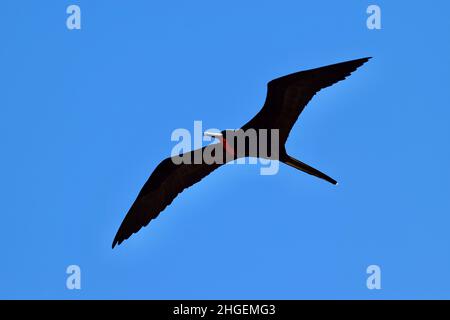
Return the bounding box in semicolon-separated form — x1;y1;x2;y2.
112;57;371;248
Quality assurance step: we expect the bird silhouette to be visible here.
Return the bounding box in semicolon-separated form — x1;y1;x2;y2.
112;57;371;248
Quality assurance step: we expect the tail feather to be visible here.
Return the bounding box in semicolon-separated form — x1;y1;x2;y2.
283;155;337;185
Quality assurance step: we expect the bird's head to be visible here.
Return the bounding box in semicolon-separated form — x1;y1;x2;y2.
204;131;223;140
204;130;238;141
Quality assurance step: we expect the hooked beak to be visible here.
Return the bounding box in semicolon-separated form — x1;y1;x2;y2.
204;131;223;139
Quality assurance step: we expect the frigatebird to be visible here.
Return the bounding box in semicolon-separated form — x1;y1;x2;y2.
112;57;371;248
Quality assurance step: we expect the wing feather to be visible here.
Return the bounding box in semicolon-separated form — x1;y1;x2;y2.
112;146;222;247
242;57;371;143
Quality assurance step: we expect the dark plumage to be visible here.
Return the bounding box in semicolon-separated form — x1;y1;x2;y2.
112;57;371;248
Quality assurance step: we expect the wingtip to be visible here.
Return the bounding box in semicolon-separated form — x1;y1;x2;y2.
111;237;120;249
351;57;372;64
356;57;372;64
347;57;371;71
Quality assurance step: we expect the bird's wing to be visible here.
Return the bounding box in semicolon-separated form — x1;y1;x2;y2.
112;146;223;248
241;57;371;144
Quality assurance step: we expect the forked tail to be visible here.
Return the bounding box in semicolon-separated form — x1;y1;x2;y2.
282;155;337;185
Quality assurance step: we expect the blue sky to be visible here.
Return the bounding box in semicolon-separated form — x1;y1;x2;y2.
1;0;450;299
